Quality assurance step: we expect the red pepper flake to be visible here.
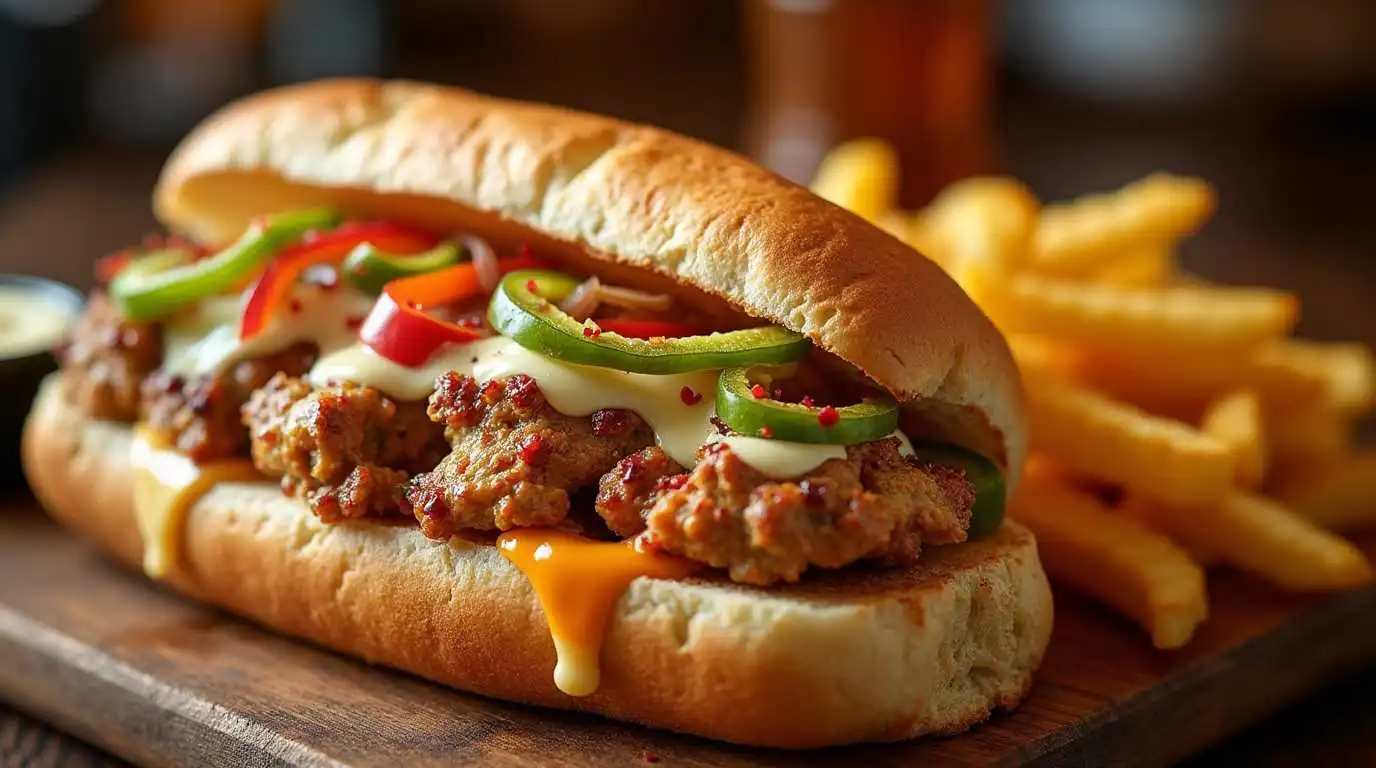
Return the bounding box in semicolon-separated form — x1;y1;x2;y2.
506;374;546;411
642;752;661;764
750;384;767;399
800;395;816;408
679;386;702;405
582;323;602;338
517;434;547;467
525;279;538;293
411;487;451;523
757;425;773;438
817;405;840;428
288;299;303;315
345;315;365;331
592;409;632;437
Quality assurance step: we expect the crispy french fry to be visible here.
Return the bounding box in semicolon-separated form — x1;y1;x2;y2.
1200;390;1267;489
1018;341;1329;421
1122;491;1374;592
810;138;900;224
959;266;1297;353
1272;452;1376;533
1265;399;1350;477
1006;334;1082;385
1091;244;1175;287
1175;272;1215;287
1267;340;1376;415
1032;173;1215;276
1011;469;1207;649
835;158;1376;649
922;176;1039;272
904;210;952;269
1022;371;1238;507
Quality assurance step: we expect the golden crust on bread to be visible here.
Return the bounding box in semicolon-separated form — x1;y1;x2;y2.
24;379;1052;748
152;78;1026;486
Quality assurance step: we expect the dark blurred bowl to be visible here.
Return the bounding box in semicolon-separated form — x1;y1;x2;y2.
0;274;83;488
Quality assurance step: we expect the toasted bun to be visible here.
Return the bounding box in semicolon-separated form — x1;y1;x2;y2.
152;78;1026;486
24;379;1052;748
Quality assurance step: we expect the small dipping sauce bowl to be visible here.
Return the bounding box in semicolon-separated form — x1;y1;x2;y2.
0;275;83;487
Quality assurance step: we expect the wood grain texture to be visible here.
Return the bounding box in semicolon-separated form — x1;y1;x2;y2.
0;705;128;768
1;502;1374;767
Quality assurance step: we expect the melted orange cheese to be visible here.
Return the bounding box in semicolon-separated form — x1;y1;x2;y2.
497;529;701;696
130;427;261;579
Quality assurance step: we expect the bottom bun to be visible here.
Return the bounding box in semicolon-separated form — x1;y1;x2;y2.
23;379;1053;749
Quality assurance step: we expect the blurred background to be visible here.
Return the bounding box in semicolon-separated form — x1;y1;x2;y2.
1;0;1374;347
0;0;1369;325
2;0;1374;352
1;2;1374;762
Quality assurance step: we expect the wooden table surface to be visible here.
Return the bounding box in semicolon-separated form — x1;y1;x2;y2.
0;91;1373;766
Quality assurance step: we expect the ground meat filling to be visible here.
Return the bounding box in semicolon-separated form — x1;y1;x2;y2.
594;447;686;538
859;439;975;564
637;437;974;586
56;292;162;421
406;372;654;540
141;343;318;462
242;374;448;523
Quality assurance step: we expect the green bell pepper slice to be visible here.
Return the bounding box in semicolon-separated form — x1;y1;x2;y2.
714;366;899;444
115;248;194;280
110;207;340;320
487;269;810;374
342;241;463;294
908;440;1006;538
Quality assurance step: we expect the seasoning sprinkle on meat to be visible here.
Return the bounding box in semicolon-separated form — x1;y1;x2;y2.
636;438;973;585
594;447;685;538
142;343;317;462
405;373;654;538
242;374;448;521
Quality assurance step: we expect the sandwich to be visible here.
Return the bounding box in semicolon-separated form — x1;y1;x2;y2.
23;78;1052;749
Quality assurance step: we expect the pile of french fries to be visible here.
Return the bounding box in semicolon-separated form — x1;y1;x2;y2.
813;139;1376;649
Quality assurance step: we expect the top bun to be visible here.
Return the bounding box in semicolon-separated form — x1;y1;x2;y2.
154;78;1025;485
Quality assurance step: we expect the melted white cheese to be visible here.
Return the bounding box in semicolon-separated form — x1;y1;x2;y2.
892;429;914;456
309;336;510;400
710;436;846;479
309;338;886;476
162;284;375;378
702;430;910;479
472;342;718;467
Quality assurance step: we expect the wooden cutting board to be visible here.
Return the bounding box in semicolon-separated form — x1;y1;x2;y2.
2;499;1374;768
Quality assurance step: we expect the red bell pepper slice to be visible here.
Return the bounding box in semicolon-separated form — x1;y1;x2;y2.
594;318;701;339
238;221;439;341
360;253;548;367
